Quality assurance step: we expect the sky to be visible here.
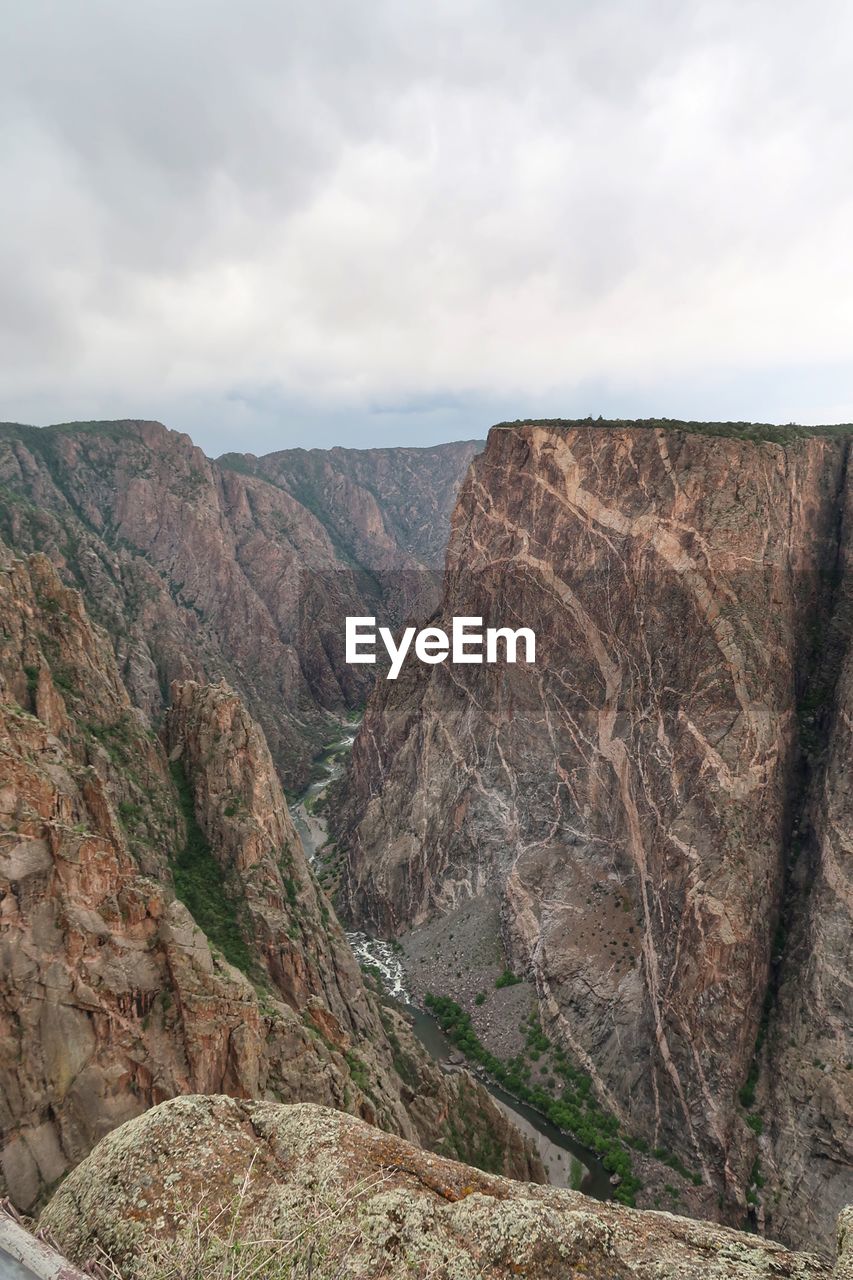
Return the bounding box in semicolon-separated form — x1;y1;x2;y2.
2;0;853;455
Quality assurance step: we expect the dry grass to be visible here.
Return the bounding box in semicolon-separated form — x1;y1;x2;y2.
86;1155;394;1280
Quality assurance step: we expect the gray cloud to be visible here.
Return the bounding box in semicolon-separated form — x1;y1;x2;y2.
2;0;852;450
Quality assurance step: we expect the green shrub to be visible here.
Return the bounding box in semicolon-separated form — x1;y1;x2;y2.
344;1050;370;1093
169;762;254;976
52;667;75;695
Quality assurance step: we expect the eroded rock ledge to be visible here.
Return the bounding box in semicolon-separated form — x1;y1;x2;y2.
40;1095;848;1280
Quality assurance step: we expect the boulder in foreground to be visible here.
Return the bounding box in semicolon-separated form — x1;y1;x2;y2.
40;1095;846;1279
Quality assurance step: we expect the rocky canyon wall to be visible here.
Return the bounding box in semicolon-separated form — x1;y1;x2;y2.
247;438;482;569
0;539;538;1214
337;421;853;1252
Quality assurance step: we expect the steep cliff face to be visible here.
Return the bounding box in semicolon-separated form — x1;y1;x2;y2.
759;474;853;1248
165;680;375;1030
0;421;479;789
337;421;853;1249
0;541;539;1214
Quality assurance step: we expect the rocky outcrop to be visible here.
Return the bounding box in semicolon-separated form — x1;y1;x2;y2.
40;1094;843;1279
337;421;853;1250
159;678;541;1178
0;542;539;1214
165;679;378;1032
0;421;479;788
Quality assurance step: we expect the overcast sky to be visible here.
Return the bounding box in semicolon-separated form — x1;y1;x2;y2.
2;1;853;454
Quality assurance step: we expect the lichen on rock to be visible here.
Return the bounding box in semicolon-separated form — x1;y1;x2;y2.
39;1095;838;1280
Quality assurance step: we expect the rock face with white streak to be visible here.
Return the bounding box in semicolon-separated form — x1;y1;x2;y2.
337;421;853;1252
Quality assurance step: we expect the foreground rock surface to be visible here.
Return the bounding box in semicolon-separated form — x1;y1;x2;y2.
40;1094;843;1280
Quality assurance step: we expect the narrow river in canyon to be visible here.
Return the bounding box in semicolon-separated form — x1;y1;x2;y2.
289;724;611;1201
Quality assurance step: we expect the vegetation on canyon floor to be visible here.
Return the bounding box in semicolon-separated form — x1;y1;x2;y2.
425;993;648;1205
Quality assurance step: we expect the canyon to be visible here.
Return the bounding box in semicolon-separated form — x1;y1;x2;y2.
336;419;853;1255
0;532;539;1220
0;420;479;791
0;415;850;1272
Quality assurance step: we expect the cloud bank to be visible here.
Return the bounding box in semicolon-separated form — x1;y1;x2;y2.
2;0;852;451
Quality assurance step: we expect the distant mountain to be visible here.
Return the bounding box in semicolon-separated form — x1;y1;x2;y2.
0;420;481;788
221;438;483;570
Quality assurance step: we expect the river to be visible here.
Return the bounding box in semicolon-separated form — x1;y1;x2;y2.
289;723;612;1201
290;726;356;864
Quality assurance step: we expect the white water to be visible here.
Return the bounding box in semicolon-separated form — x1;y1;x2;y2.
345;932;411;1001
287;724;597;1195
288;722;413;1002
